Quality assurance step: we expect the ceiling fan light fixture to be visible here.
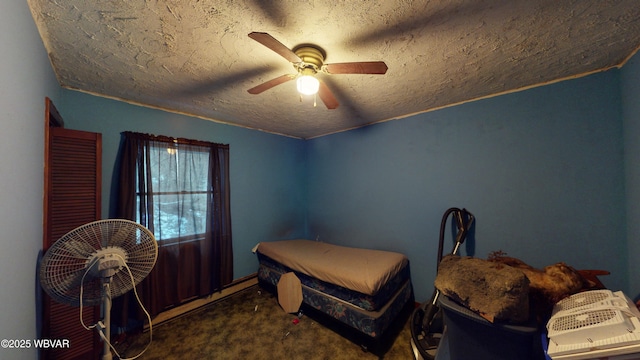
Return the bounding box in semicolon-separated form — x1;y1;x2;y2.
296;74;319;95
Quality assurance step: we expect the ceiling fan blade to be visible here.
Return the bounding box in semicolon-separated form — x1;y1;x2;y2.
248;32;301;63
247;74;295;94
324;61;388;74
318;80;339;109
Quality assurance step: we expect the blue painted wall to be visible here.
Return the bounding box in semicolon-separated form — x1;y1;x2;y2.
622;52;640;301
58;92;308;278
307;70;627;302
0;1;62;359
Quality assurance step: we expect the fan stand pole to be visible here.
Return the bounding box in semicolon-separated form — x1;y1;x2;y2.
101;279;113;360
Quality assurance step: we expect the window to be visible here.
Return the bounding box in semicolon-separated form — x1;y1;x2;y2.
116;131;233;319
137;142;210;244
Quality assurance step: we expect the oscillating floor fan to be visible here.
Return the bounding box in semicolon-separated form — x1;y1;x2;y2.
39;219;158;360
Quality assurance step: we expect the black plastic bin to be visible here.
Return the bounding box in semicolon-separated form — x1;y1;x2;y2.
438;295;545;360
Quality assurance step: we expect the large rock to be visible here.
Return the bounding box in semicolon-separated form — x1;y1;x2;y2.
434;255;530;323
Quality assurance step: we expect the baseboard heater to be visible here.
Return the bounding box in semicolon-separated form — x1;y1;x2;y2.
147;273;258;329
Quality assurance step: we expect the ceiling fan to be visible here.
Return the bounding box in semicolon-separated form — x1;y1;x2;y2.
247;32;388;109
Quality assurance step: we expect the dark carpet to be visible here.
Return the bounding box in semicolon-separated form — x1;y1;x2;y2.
115;285;415;359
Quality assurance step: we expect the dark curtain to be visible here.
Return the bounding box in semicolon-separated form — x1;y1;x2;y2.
113;131;233;328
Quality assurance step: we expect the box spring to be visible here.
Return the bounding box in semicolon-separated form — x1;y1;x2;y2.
258;260;414;340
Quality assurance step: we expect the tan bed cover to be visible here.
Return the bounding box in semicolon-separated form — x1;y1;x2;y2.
256;239;408;296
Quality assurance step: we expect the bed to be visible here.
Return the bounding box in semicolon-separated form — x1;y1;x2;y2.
254;239;414;351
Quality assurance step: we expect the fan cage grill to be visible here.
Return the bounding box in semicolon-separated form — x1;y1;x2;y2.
40;219;158;307
553;290;613;312
550;309;619;332
548;309;632;345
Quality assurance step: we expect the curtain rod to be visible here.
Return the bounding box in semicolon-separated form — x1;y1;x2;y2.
122;131;228;148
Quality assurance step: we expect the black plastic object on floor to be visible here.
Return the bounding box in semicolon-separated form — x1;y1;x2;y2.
410;207;474;360
438;295;545;360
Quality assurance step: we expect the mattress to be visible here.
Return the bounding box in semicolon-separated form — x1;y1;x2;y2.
255;239;409;296
257;252;409;311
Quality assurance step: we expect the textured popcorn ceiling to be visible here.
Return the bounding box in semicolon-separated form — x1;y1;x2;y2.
28;0;640;139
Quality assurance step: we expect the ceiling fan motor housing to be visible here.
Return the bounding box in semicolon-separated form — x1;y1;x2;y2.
294;46;325;72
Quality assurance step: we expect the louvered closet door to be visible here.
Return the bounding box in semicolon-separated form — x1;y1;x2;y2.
42;126;102;360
